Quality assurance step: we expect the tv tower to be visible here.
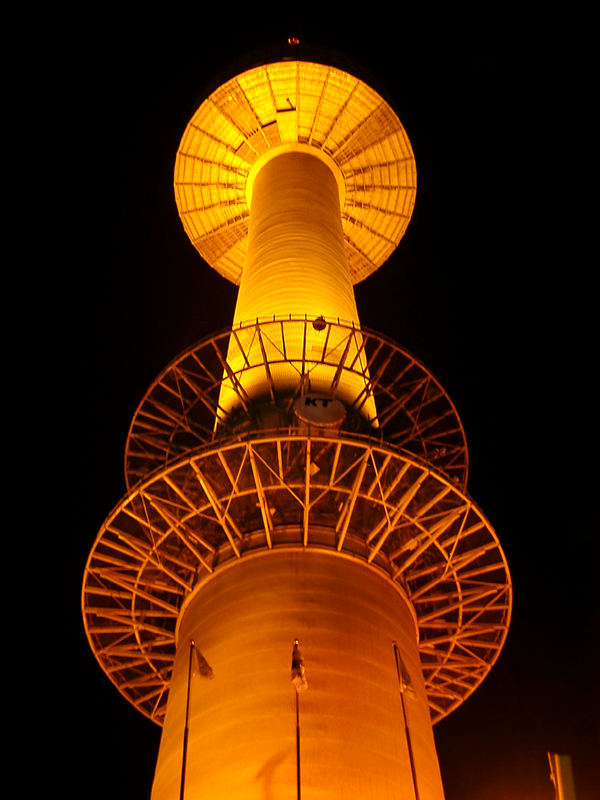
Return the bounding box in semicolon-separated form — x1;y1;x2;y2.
83;54;511;799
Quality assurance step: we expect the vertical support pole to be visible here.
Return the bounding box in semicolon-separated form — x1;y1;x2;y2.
296;689;301;800
393;643;420;800
291;639;306;800
179;639;194;800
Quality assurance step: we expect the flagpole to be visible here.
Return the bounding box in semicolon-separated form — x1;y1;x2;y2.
179;639;195;800
295;687;301;800
291;640;306;800
393;643;420;800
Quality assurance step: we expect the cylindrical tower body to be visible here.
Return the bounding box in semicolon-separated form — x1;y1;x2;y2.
151;550;445;800
220;149;375;424
235;150;353;327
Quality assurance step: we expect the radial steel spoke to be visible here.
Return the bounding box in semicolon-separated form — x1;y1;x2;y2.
336;449;370;550
249;445;274;548
391;506;466;575
303;439;312;546
190;462;242;557
366;469;426;546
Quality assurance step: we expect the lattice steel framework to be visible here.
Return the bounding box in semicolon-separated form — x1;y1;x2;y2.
82;57;511;740
174;60;416;285
84;432;509;726
124;318;468;490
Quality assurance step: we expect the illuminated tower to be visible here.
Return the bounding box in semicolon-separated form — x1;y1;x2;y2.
83;56;511;799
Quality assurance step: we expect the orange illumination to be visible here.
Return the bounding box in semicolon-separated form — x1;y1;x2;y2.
218;150;377;423
174;61;417;286
173;61;417;428
83;55;511;800
150;551;446;800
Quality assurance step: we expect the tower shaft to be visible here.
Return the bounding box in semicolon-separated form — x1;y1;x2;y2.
151;550;445;800
236;150;354;328
220;149;375;424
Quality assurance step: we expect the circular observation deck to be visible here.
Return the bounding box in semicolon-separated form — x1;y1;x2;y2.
124;318;468;490
83;432;511;727
174;60;416;284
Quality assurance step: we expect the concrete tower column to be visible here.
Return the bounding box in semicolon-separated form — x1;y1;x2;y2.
220;149;376;421
150;549;445;800
235;149;356;327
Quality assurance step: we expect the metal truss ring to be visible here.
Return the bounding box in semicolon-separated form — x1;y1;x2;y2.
124;318;468;490
84;431;510;726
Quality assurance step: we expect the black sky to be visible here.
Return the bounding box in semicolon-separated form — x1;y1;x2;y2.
57;16;597;800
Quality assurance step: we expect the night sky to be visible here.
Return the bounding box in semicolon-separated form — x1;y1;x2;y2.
58;16;596;800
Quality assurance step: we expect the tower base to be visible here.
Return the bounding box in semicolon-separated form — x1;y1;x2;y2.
151;548;445;800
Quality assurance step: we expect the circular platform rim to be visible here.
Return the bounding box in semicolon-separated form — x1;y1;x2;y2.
83;431;510;727
123;318;469;491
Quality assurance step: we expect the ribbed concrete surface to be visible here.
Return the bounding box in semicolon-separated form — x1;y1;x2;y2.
220;152;376;422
